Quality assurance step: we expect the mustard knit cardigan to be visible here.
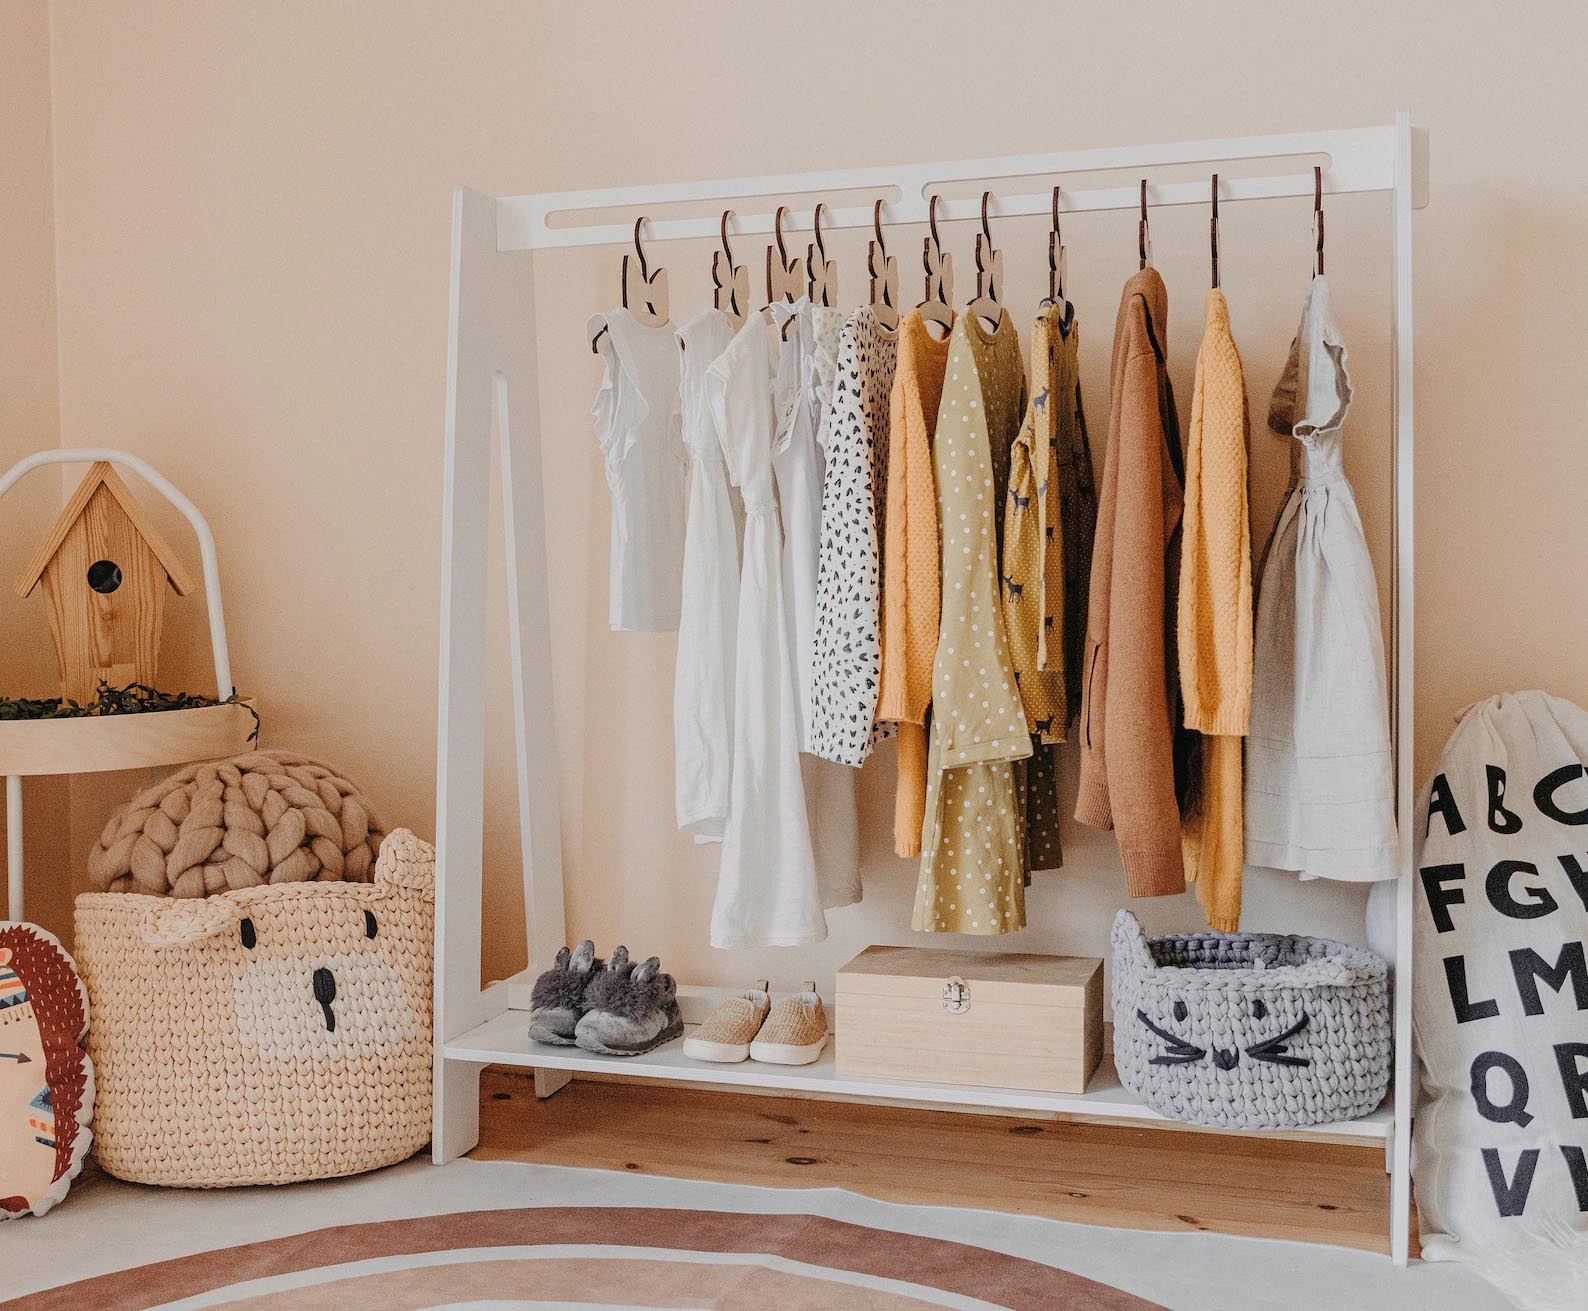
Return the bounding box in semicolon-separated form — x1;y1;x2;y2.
1177;289;1253;931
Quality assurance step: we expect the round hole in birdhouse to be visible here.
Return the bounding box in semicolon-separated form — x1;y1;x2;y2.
87;559;123;594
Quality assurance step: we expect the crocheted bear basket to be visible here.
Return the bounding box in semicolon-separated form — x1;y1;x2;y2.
73;829;433;1188
1110;910;1391;1130
0;923;92;1218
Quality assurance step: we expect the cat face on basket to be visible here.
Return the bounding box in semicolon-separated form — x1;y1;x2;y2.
1137;996;1313;1071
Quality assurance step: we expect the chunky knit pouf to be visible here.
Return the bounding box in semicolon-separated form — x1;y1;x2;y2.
86;751;384;897
74;829;434;1188
1110;910;1391;1130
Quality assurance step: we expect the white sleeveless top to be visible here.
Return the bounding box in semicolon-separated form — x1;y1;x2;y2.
590;308;686;631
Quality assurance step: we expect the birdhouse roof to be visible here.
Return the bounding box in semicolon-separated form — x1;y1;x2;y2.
13;462;197;598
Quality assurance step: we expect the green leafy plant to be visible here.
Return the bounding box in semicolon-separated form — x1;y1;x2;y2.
0;682;259;742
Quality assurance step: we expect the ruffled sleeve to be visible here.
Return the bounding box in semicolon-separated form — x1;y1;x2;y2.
589;312;651;478
707;324;772;502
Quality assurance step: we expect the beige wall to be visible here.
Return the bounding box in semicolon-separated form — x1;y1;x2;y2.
15;2;1588;986
0;0;69;928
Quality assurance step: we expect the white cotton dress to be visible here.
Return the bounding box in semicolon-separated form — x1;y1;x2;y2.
705;315;827;948
589;308;687;631
771;298;861;912
1244;276;1398;881
673;309;743;841
770;297;843;739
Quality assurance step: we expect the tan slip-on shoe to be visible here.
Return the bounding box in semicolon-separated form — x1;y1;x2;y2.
749;981;829;1065
683;981;771;1063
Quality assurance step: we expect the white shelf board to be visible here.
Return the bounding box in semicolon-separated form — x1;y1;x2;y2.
444;1006;1391;1142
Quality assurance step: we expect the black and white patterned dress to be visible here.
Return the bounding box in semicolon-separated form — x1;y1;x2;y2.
809;306;899;766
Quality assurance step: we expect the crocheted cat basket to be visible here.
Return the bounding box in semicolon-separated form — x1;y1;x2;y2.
1110;910;1391;1130
86;751;385;898
0;923;93;1219
74;829;433;1188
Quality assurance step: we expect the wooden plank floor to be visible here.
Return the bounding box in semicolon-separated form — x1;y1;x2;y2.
474;1069;1396;1253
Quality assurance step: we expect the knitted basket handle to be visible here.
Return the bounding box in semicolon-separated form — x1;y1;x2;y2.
143;897;244;947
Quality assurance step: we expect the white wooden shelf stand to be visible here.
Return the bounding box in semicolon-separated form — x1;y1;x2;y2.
433;114;1428;1262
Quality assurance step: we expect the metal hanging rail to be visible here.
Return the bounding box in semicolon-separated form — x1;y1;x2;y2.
497;123;1427;251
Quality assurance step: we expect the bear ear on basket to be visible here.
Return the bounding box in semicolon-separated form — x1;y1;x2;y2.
373;828;436;896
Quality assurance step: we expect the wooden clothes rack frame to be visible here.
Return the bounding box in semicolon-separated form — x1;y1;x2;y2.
432;114;1429;1262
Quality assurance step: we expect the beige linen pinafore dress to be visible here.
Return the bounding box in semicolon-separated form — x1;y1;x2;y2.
1244;276;1397;881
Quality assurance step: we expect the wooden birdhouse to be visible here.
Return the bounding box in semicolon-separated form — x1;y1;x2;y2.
12;462;195;703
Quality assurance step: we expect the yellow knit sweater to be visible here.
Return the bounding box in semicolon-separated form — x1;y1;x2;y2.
879;311;952;857
1177;289;1253;931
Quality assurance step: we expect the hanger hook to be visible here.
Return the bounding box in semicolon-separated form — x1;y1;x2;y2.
1138;180;1151;270
774;205;790;264
873;199;887;258
928;194;942;253
717;209;741;316
980;190;994;247
1313;165;1325;278
1210;174;1220;290
633;216;651;281
812;201;828;261
1047;185;1064;303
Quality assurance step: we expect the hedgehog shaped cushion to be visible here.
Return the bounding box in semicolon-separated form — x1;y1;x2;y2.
73;829;433;1187
0;923;93;1219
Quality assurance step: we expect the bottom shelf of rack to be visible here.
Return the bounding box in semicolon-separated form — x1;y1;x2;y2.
442;1006;1392;1143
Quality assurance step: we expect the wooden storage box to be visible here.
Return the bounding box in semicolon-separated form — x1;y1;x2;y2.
835;945;1103;1094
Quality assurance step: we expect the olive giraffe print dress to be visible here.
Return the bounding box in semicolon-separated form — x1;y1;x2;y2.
1001;301;1087;871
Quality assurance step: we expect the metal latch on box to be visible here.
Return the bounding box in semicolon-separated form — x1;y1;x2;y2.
942;975;969;1014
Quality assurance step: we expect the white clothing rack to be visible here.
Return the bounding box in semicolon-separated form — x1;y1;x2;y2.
432;114;1428;1262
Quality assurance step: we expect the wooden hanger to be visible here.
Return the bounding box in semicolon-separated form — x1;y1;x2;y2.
1045;185;1074;337
868;199;900;332
918;194;954;339
1138;180;1153;270
1210;174;1221;290
712;209;748;328
1313;165;1325;278
805;202;838;308
766;205;803;306
765;204;803;339
966;190;1004;331
1047;185;1068;305
589;217;669;353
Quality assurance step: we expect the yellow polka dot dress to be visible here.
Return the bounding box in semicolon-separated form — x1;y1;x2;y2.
912;310;1032;934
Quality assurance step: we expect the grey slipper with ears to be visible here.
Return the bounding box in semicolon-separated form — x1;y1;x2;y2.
573;952;684;1057
527;940;604;1045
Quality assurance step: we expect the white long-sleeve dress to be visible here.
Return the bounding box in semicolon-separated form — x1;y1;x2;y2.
673;309;742;840
706;315;828;947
